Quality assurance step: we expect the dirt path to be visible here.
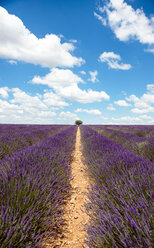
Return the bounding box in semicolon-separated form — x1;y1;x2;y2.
45;126;89;248
60;126;89;248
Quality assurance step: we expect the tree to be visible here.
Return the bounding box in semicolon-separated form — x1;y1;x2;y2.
75;120;83;126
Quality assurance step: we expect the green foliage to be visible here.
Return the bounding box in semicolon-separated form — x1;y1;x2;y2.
75;120;83;126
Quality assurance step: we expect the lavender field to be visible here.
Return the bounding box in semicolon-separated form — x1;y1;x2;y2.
0;124;77;247
0;124;153;247
80;125;154;248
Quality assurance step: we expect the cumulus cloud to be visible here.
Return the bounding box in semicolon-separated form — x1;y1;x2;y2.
101;116;109;120
88;70;99;83
80;70;86;75
58;111;78;121
32;68;84;88
0;87;9;98
107;104;116;111
8;60;17;65
11;88;47;111
31;68;110;103
43;90;69;107
112;115;154;124
0;7;84;68
145;48;154;54
131;107;154;114
94;12;107;25
69;39;77;43
95;0;154;51
147;84;154;94
34;111;56;118
0;105;56;124
0;87;71;124
0;98;22;114
75;108;101;115
99;52;131;70
125;84;154;114
114;99;131;106
10;88;68;110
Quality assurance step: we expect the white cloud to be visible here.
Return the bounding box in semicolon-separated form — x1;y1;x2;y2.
94;12;107;25
43;91;69;107
75;108;101;115
99;52;131;70
141;94;154;105
147;84;154;94
32;68;84;87
0;87;9;98
31;68;110;103
80;70;86;75
1;87;153;125
101;116;109;120
0;98;22;114
58;111;78;121
95;0;154;51
35;111;56;117
8;60;17;64
88;70;99;83
112;115;154;124
145;48;154;54
10;88;68;110
69;39;77;43
114;99;131;106
131;107;154;114
0;88;57;124
126;84;154;113
107;104;116;111
11;88;47;111
0;7;84;68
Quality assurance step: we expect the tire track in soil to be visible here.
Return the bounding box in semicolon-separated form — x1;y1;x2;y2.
44;126;89;248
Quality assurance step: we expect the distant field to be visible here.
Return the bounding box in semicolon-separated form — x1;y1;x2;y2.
0;124;153;247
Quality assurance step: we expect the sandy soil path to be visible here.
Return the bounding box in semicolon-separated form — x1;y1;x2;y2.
44;126;89;248
60;126;89;248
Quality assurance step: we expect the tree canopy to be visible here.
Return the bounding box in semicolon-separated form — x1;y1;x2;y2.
75;120;83;126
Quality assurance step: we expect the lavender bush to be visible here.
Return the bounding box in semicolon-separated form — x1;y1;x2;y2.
98;125;154;138
0;125;69;160
80;126;153;248
0;126;77;247
90;125;154;161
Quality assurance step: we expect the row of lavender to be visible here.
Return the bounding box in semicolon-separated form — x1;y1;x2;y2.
0;124;69;160
0;124;70;137
103;125;154;138
80;126;153;248
89;125;154;161
0;124;44;136
0;126;77;247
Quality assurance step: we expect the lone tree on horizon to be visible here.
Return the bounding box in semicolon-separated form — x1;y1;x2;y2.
75;120;83;126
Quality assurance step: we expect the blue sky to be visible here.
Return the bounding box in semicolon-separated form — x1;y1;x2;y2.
0;0;154;124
